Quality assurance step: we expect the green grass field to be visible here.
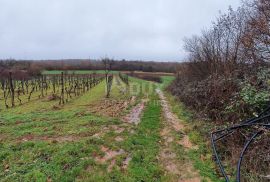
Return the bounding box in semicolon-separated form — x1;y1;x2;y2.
0;73;221;182
43;70;119;75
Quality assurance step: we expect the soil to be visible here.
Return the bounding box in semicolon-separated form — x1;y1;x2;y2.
18;134;80;143
111;125;126;134
95;146;125;172
0;134;7;142
178;136;198;150
96;147;125;163
157;89;201;182
88;98;130;118
123;99;147;125
122;155;132;170
115;136;124;142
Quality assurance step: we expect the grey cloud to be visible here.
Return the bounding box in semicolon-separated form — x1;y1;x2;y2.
0;0;241;61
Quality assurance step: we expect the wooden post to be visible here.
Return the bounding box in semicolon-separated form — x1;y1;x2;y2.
53;76;56;94
59;72;65;105
41;76;44;97
9;72;15;107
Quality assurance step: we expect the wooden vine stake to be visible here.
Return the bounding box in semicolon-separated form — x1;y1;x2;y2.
59;72;65;105
9;72;15;107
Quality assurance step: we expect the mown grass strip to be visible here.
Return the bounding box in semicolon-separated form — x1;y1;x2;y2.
164;92;224;182
124;94;164;182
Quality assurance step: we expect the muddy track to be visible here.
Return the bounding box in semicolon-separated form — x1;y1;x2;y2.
123;99;147;125
157;89;201;182
91;97;147;173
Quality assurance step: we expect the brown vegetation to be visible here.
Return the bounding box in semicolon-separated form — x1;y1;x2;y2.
169;0;270;180
126;71;165;83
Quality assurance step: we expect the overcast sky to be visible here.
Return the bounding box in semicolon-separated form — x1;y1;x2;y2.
0;0;241;61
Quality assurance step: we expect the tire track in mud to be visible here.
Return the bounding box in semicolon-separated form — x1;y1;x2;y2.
123;99;147;125
84;76;148;175
91;98;148;172
157;89;201;182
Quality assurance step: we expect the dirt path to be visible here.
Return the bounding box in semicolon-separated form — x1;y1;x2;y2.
91;97;148;173
123;99;147;125
157;89;201;182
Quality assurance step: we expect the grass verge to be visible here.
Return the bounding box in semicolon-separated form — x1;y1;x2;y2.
124;93;164;181
164;92;225;182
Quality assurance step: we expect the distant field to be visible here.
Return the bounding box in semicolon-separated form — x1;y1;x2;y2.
43;70;175;76
122;71;175;77
42;70;119;75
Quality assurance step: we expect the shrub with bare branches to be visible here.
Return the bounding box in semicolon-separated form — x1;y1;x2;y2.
169;0;270;180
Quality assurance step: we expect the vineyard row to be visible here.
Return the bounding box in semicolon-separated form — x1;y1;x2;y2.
0;72;105;109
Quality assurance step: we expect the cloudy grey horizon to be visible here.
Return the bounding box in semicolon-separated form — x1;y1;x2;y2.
0;0;241;62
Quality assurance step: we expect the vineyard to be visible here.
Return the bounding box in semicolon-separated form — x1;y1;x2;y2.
2;0;270;181
1;68;268;182
0;72;105;109
0;71;223;182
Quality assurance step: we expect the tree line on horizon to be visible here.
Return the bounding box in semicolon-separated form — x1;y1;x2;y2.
0;59;180;76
